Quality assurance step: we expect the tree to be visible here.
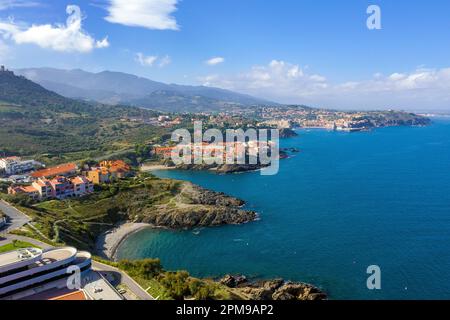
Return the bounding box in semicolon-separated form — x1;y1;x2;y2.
118;259;163;279
160;271;191;300
8;193;34;207
135;144;152;163
80;159;97;169
189;279;214;300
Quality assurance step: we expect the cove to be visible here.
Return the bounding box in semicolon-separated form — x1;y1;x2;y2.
117;120;450;300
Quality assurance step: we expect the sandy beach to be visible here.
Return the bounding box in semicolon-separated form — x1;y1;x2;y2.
95;222;150;260
140;164;174;172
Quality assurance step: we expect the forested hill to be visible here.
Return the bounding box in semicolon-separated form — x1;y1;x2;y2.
0;70;166;161
0;70;94;114
0;70;161;118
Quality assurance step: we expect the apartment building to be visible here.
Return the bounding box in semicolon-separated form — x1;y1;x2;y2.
7;186;40;200
87;160;131;185
0;157;39;176
86;168;110;185
8;176;94;200
32;178;53;199
72;176;94;196
99;160;131;179
0;247;92;299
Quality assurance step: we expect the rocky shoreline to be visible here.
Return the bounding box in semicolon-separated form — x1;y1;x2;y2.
220;275;327;301
278;127;299;138
134;182;258;229
174;163;268;174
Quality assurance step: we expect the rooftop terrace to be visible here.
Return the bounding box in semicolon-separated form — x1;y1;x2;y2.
0;248;42;273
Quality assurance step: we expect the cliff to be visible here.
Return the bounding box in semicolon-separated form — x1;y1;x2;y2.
173;163;268;174
220;275;327;301
137;182;257;229
279;128;298;138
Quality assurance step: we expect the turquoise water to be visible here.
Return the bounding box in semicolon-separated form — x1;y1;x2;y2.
117;119;450;299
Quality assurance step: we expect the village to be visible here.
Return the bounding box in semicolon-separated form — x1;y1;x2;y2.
1;137;275;202
1;156;132;202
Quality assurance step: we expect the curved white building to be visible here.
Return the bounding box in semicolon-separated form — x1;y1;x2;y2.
0;247;91;298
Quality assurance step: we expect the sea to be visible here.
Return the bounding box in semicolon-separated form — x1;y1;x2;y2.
116;118;450;299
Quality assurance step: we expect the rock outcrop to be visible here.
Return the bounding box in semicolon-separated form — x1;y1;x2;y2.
137;182;258;229
279;128;298;138
174;163;268;174
219;275;327;301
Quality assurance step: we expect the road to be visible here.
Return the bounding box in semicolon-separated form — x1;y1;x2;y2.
0;200;30;233
0;233;52;249
92;261;155;300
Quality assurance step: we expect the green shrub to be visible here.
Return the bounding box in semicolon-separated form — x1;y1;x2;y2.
159;271;191;300
118;258;163;279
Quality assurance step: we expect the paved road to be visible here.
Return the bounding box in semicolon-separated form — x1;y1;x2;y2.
0;200;31;233
92;261;155;300
0;234;52;249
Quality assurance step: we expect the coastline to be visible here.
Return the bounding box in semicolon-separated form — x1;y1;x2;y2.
140;164;174;172
97;212;261;261
95;222;151;261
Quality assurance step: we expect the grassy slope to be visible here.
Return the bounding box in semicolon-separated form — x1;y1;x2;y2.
5;176;181;250
94;258;245;300
0;240;40;253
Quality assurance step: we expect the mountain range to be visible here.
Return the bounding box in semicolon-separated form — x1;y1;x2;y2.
15;68;274;112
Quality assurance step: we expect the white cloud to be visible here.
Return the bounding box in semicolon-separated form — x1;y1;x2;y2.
198;60;450;111
136;53;158;66
205;56;224;66
95;37;110;49
135;53;171;67
105;0;179;30
201;74;218;86
158;54;171;67
0;5;109;53
200;60;327;96
0;0;40;10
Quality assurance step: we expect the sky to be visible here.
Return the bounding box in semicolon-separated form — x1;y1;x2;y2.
0;0;449;111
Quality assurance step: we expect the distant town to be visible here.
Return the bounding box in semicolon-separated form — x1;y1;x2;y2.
119;104;431;133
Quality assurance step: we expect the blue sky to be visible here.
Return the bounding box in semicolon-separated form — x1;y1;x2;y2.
0;0;449;111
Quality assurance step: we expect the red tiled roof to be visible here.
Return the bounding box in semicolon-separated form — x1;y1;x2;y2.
22;186;38;193
98;160;131;173
101;160;130;170
31;163;77;178
71;176;91;184
49;290;87;301
9;185;37;194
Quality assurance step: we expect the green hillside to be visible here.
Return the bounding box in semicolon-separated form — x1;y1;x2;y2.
0;71;167;163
